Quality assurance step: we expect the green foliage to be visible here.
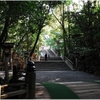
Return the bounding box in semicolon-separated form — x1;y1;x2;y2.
72;0;100;49
69;0;100;75
66;0;72;5
0;1;53;55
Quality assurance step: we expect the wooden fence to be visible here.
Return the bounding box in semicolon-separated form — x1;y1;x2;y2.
1;82;28;99
0;64;36;99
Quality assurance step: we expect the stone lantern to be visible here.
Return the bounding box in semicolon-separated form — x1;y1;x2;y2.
2;43;14;83
24;51;29;69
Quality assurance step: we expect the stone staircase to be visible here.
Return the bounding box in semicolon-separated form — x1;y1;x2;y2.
40;49;58;61
34;60;71;71
40;56;62;61
37;49;71;71
47;49;56;57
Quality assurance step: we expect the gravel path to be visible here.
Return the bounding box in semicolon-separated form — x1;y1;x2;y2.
36;70;100;83
0;70;100;83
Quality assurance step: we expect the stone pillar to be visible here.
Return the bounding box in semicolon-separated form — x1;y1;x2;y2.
2;43;14;83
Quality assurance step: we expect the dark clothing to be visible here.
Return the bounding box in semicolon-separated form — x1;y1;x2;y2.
45;53;47;61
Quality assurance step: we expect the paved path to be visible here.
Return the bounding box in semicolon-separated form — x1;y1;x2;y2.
36;83;51;99
1;70;100;99
35;70;100;99
1;70;100;83
36;70;100;83
36;81;100;99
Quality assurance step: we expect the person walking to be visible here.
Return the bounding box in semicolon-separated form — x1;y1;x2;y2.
45;53;47;61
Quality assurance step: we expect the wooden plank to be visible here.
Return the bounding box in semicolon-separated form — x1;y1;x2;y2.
9;82;26;87
1;89;27;99
1;82;26;89
1;84;8;89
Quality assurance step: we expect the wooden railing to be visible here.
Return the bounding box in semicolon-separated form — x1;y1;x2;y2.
0;82;28;99
65;57;75;70
0;64;36;99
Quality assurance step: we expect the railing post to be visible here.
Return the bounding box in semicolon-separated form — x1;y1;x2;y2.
25;61;36;99
4;55;9;83
12;65;18;83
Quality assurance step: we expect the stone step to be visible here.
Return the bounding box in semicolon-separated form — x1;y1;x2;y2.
34;61;71;71
40;56;62;61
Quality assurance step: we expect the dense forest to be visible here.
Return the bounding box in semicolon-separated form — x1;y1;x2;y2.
0;0;100;75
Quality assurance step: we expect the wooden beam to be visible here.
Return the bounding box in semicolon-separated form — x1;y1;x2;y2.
1;82;26;89
1;89;27;99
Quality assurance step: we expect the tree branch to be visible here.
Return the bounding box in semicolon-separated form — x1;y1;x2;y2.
51;9;62;26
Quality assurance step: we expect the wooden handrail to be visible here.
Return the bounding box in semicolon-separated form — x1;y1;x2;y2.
1;89;27;99
1;84;8;89
1;82;26;89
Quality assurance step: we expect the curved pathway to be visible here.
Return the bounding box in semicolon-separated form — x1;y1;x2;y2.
36;81;100;99
36;68;100;99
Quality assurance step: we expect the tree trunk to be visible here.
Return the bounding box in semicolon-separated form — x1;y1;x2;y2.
29;29;41;57
0;17;9;48
62;3;67;60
